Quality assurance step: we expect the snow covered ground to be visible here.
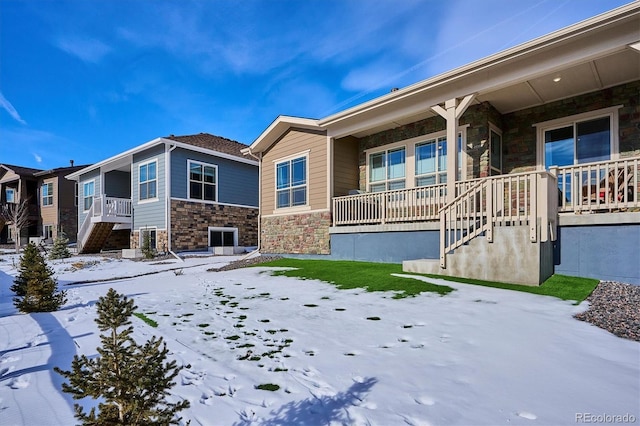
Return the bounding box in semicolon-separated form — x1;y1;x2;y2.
0;252;638;425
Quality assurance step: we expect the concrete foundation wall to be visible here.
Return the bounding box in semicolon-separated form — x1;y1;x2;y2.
330;230;439;263
555;223;640;285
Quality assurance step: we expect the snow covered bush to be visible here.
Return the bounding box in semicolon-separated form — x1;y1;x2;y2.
49;234;71;259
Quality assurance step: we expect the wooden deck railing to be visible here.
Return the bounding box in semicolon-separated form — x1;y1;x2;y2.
77;196;132;252
553;157;639;213
332;184;447;226
438;171;557;267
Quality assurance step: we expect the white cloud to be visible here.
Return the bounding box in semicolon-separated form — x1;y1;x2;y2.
33;153;42;163
0;92;26;125
55;36;112;63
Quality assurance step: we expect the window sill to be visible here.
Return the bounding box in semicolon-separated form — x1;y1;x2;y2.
138;198;159;205
273;205;311;215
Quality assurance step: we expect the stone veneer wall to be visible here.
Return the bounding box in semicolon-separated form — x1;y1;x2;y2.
261;211;331;255
170;200;258;252
59;206;78;242
130;230;168;253
502;81;640;173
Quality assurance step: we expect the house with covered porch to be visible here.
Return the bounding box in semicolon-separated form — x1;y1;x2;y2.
243;3;640;286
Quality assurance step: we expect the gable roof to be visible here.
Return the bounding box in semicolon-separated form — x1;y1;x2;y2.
34;165;91;177
165;133;249;160
0;164;43;177
245;116;323;155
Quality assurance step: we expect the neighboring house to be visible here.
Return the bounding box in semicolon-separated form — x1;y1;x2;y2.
244;4;640;285
0;162;87;244
65;133;259;255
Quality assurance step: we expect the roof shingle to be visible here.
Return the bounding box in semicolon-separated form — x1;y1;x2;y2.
165;133;249;159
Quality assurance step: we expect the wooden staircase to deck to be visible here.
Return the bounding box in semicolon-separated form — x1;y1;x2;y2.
80;222;116;254
77;196;132;254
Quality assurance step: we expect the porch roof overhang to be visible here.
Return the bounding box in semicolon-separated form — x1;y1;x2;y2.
319;2;640;139
243;115;323;156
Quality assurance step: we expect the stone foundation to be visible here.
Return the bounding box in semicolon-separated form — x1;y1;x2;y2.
261;211;331;255
130;229;168;253
170;200;258;252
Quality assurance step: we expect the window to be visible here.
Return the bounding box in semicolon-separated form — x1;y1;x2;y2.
140;228;157;249
490;127;502;175
208;227;237;247
369;147;406;192
139;161;157;201
5;188;15;203
42;182;53;206
43;224;53;240
538;107;618;169
276;156;307;208
414;134;464;186
189;161;217;202
74;182;78;206
83;181;95;211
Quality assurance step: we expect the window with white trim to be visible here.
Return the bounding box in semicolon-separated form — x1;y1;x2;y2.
43;224;53;240
189;160;217;202
538;107;618;169
42;182;53;206
414;133;464;186
74;182;78;206
369;147;406;192
276;156;307;208
5;188;15;203
208;227;237;247
83;181;95;211
140;228;157;249
139;160;157;201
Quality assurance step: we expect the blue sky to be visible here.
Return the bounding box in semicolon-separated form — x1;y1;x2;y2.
0;0;631;169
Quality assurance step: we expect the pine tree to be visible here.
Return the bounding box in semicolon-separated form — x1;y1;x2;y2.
12;242;67;312
55;288;189;425
49;234;71;260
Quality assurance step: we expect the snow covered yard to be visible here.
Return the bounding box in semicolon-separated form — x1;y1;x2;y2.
0;253;638;425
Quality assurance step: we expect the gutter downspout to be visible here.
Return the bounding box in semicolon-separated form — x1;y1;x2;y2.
166;143;183;262
243;147;262;258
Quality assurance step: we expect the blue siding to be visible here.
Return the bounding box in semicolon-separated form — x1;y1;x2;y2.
132;145;166;229
170;148;258;207
555;224;640;285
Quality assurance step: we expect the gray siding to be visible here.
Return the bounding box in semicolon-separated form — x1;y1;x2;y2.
170;148;258;207
132;145;166;230
104;170;131;198
78;169;101;228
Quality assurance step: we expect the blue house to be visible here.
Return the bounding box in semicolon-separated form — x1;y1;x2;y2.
66;133;258;255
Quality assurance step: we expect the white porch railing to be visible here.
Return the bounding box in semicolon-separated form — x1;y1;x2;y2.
553;157;639;213
332;184;447;226
439;171;557;268
77;196;132;251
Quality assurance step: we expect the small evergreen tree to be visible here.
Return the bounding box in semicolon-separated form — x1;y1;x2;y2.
49;234;71;260
55;288;189;425
12;242;67;312
141;230;154;260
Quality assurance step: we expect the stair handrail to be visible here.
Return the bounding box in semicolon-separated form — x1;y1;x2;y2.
439;177;491;268
77;196;99;252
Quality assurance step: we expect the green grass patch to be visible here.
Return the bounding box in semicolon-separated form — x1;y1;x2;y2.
255;259;597;303
133;312;158;327
256;259;453;298
255;383;280;391
419;273;598;303
366;316;381;321
226;335;241;341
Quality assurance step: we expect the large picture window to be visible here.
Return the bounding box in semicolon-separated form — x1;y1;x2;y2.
139;161;157;201
369;147;406;192
42;182;53;206
276;156;307;208
189;161;217;202
5;188;15;203
415;138;446;186
83;181;95;211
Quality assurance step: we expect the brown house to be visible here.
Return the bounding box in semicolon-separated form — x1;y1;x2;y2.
244;4;640;286
0;163;89;245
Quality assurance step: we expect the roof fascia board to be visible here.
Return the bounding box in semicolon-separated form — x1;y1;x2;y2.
161;138;258;166
319;3;639;129
65;137;165;180
247;116;322;154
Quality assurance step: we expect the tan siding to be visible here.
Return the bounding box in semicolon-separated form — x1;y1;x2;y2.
262;129;328;212
40;177;57;230
333;136;360;197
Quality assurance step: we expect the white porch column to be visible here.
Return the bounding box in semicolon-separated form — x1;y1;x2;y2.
431;94;476;203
